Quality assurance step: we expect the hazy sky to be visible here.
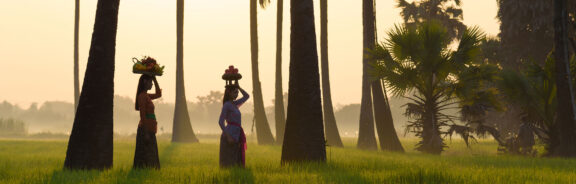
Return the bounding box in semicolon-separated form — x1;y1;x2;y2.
0;0;499;108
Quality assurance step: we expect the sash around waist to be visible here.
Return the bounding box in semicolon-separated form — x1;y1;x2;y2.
146;113;156;120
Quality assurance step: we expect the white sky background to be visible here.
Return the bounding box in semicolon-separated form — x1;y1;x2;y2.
0;0;499;108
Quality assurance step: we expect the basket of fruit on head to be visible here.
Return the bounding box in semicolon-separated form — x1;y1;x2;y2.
132;56;165;76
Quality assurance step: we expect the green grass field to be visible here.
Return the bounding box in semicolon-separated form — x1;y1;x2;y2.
1;138;575;184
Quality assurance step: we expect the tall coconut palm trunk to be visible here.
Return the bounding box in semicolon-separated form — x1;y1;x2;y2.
320;0;343;148
372;80;404;152
550;0;576;157
357;0;378;150
73;0;80;112
368;0;403;152
281;0;326;163
251;0;275;145
64;0;120;170
172;0;199;143
275;0;287;145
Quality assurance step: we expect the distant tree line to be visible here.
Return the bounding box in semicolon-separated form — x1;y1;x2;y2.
1;94;413;136
0;118;27;136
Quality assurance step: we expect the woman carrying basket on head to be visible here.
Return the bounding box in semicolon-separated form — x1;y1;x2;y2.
132;56;164;169
219;65;249;168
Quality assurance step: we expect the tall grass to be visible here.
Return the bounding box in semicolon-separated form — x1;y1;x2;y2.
0;138;574;183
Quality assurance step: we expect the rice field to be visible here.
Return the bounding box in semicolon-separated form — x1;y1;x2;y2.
0;138;575;184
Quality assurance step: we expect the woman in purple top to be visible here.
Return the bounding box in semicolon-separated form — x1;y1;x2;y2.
218;84;249;168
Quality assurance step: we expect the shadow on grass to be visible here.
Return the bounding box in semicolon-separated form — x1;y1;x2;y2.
387;168;464;184
113;141;178;183
115;168;155;183
159;142;177;165
222;167;255;184
49;169;103;184
282;161;369;183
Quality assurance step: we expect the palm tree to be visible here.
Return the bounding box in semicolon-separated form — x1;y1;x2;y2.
275;0;287;145
281;0;326;163
64;0;120;169
173;0;199;143
550;0;576;157
357;0;378;150
369;0;404;152
397;0;466;41
73;0;80;112
250;0;275;145
498;53;576;155
497;56;559;148
372;80;404;152
371;21;493;154
320;0;343;147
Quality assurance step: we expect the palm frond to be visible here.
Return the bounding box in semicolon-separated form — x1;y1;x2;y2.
451;26;485;66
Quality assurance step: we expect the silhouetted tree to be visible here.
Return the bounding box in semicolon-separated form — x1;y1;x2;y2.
550;0;576;157
357;0;378;150
370;0;404;152
64;0;120;169
397;0;466;40
372;22;495;154
173;0;199;143
251;0;275;145
281;0;326;163
497;0;575;70
497;55;566;152
372;80;404;152
275;0;287;145
320;0;343;148
73;0;80;112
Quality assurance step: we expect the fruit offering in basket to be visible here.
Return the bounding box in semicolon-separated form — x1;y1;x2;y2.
221;65;242;80
132;56;165;76
222;65;242;86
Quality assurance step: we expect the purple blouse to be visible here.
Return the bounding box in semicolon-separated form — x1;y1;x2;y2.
218;89;250;142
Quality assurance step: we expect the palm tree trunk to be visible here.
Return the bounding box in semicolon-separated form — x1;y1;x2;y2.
372;80;404;152
64;0;120;169
251;0;275;145
274;0;287;145
368;0;403;152
551;0;576;157
73;0;80;113
320;0;343;148
419;93;443;154
357;0;377;150
172;0;199;143
281;0;326;163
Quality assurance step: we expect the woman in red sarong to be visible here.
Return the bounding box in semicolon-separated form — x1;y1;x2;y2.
133;74;162;169
218;83;249;168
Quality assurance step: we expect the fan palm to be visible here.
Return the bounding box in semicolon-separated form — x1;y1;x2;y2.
371;21;498;154
498;53;576;154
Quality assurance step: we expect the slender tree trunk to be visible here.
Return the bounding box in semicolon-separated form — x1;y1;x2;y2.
275;0;287;145
551;0;576;157
320;0;343;147
281;0;326;163
74;0;80;112
418;92;443;155
372;80;404;152
64;0;120;169
251;0;275;145
368;0;403;152
357;0;377;150
173;0;199;143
